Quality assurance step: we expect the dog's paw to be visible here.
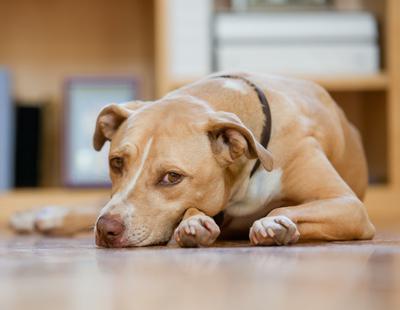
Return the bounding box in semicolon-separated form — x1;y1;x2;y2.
9;209;38;233
9;206;69;235
174;215;220;247
33;206;69;234
249;215;300;246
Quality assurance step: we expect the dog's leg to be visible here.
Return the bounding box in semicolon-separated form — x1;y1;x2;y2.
173;208;220;247
249;146;375;246
10;205;101;236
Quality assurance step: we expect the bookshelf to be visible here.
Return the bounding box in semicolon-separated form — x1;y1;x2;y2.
297;73;389;92
154;0;400;226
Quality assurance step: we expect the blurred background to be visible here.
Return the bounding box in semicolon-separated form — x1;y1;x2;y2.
0;0;399;230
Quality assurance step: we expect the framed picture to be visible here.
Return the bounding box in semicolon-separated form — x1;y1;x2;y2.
63;77;139;187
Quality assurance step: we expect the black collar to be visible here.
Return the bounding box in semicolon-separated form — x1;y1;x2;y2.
216;74;272;177
211;75;272;228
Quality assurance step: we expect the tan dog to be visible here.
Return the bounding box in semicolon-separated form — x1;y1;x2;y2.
10;72;375;247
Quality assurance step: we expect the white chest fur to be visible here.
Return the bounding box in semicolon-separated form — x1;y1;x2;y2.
226;168;283;217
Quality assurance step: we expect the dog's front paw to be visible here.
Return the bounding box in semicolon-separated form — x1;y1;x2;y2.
9;206;70;235
249;215;300;246
33;206;70;234
9;209;38;233
174;215;220;247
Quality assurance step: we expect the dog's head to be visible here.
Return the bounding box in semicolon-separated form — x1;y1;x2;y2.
93;96;273;247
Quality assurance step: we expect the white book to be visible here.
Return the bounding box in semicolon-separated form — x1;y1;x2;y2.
216;43;379;75
167;0;212;79
215;12;377;43
0;70;13;191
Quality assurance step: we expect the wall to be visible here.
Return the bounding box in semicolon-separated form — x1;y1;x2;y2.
0;0;154;185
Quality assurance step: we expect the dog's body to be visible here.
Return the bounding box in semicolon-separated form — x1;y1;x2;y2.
10;72;375;247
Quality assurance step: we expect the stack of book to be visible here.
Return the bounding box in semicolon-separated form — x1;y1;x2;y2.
214;11;379;75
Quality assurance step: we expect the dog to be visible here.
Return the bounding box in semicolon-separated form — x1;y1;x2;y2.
10;72;375;247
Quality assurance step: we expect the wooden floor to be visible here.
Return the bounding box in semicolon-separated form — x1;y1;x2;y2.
1;189;399;310
0;232;399;310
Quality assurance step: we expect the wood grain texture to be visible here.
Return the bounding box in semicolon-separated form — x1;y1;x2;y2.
0;232;399;310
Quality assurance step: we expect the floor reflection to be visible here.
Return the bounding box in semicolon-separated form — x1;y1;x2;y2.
0;233;399;310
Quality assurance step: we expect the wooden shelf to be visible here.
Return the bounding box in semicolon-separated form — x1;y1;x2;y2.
365;185;400;228
163;72;388;95
302;73;389;92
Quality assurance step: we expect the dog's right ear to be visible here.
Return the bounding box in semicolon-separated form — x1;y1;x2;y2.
93;101;148;151
93;103;132;151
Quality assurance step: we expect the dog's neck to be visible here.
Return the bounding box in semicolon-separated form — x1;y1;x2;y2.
225;158;258;205
210;75;272;208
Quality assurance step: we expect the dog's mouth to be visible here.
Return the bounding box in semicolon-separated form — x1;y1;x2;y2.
95;214;180;248
95;237;168;248
95;230;170;248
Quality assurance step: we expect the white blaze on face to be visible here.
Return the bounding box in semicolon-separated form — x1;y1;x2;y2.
98;137;154;219
119;137;153;200
226;168;283;217
223;80;248;94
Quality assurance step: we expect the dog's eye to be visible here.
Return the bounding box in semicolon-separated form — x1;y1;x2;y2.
159;172;183;186
110;157;124;173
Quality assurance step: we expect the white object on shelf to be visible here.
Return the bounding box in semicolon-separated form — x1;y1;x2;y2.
215;12;377;43
167;0;212;78
217;43;379;75
232;0;248;11
0;70;14;191
215;11;379;75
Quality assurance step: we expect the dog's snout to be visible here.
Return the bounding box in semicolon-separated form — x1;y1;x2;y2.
96;215;125;247
97;215;124;236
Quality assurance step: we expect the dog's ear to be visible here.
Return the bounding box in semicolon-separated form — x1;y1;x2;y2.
207;111;273;171
93;103;132;151
93;101;148;151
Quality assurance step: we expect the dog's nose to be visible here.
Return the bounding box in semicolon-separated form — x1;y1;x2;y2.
96;214;125;247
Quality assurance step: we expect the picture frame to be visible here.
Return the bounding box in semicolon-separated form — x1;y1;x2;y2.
62;77;139;187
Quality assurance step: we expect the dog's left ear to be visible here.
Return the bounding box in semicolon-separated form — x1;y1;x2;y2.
93;104;132;151
207;111;273;171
